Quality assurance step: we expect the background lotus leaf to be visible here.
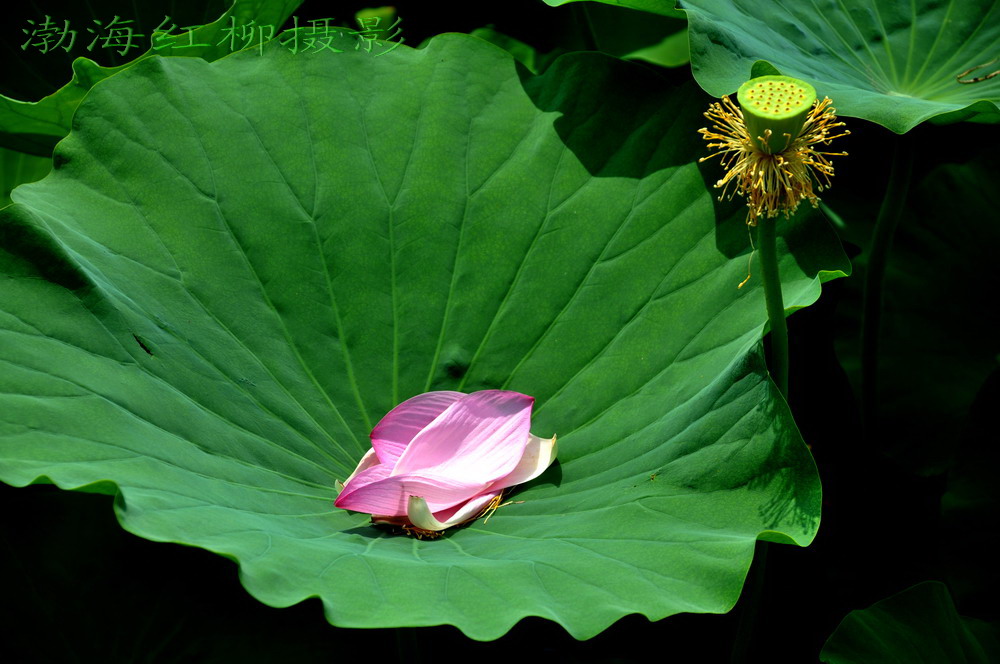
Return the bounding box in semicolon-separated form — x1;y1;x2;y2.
829;150;1000;475
680;0;1000;133
1;147;50;207
821;581;1000;663
470;3;689;74
0;34;846;638
540;0;685;18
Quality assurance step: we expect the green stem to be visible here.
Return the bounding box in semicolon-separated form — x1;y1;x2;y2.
757;216;789;398
394;628;421;663
573;4;600;51
818;201;847;234
861;137;913;438
730;541;769;664
730;217;785;662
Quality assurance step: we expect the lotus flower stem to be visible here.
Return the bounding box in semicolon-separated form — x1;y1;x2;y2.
394;628;421;662
573;3;600;51
731;176;788;664
730;218;784;664
699;74;849;392
861;136;913;440
731;541;769;663
757;217;789;397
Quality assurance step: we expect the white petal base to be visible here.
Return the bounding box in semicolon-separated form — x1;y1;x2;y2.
495;433;557;490
407;492;502;532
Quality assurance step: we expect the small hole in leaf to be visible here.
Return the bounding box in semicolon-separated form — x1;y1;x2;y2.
446;362;468;379
133;334;153;356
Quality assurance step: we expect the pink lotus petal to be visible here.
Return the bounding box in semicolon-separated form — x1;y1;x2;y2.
335;464;487;516
407;491;502;531
336;448;379;494
370;391;464;465
493;433;558;491
392;390;534;484
334;462;392;505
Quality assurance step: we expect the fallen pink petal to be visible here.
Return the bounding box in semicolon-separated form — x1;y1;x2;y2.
334;390;557;537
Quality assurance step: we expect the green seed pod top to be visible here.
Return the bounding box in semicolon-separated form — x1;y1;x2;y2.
737;76;817;154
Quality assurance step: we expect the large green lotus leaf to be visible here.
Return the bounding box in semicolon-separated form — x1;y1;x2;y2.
680;0;1000;133
0;34;846;639
821;582;1000;663
0;0;301;156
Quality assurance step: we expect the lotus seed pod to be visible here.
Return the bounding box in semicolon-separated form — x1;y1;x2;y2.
737;76;817;154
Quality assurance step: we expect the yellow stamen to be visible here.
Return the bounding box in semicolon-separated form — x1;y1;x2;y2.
478;492;525;524
401;525;445;540
698;94;849;226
